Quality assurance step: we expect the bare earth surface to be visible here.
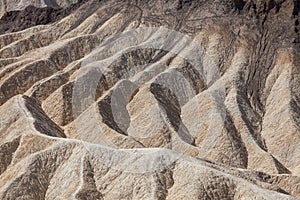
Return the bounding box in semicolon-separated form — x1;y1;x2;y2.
0;0;300;199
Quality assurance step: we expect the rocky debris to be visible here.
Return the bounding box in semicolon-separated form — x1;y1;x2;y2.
0;0;299;199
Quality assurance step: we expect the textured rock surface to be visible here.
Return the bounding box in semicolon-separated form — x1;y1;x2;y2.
0;0;300;199
0;0;79;16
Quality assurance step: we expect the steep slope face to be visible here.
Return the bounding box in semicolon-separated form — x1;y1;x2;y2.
0;0;299;199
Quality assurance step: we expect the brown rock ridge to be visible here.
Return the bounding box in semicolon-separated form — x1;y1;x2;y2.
0;0;299;199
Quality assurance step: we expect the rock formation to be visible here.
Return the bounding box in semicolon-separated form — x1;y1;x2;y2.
0;0;299;199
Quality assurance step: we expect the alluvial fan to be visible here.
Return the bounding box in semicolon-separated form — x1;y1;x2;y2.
0;0;300;199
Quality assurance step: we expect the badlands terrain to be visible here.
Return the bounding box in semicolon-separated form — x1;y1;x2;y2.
0;0;300;199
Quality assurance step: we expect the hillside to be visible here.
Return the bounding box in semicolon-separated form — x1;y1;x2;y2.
0;0;299;199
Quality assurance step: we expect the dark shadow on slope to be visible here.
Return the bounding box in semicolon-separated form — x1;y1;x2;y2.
24;96;66;138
